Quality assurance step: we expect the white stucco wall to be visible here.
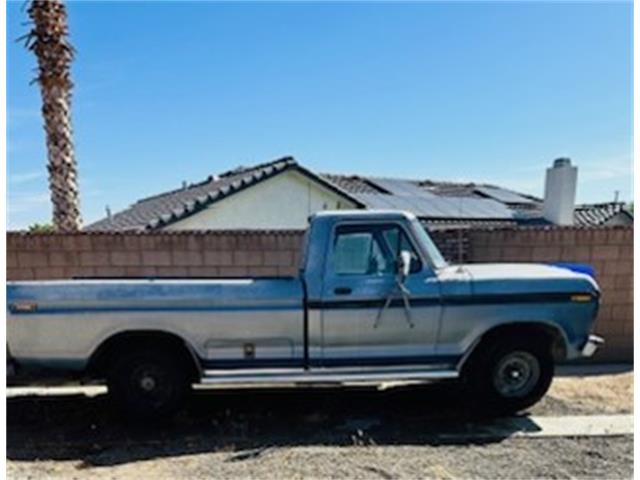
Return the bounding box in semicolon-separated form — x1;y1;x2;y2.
164;170;357;230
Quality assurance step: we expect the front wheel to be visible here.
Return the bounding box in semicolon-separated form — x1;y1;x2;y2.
107;349;191;420
465;336;554;414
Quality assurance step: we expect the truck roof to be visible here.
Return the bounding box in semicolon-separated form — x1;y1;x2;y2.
310;209;417;222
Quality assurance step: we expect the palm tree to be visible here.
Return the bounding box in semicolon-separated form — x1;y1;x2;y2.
24;0;81;231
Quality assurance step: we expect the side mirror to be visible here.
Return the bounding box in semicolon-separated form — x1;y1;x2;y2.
397;250;412;282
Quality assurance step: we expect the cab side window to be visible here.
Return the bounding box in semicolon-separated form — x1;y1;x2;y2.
333;228;393;276
332;224;421;276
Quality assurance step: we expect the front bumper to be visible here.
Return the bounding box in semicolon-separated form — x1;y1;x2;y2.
581;335;604;357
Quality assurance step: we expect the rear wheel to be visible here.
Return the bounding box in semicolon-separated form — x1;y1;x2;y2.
107;349;191;420
465;335;554;414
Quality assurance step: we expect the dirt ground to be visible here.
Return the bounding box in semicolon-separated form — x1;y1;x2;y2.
7;368;633;479
547;370;633;414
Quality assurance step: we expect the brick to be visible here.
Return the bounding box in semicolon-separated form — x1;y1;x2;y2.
60;236;77;251
122;235;141;250
619;245;633;259
17;252;48;268
469;231;490;246
602;260;632;276
7;253;18;269
471;246;498;261
203;235;237;250
560;245;590;262
124;266;158;277
153;236;176;250
218;266;249;277
531;246;561;262
167;236;189;250
141;250;172;266
278;265;298;276
601;289;630;306
49;251;78;267
33;267;67;279
187;266;220;277
7;234;22;251
233;250;263;266
277;234;303;249
64;266;96;278
591;245;619;261
575;230;594;245
559;230;576;245
186;236;204;251
138;236;157;250
79;251;110;266
614;275;632;289
39;235;62;250
203;251;233;266
607;229;629;244
263;250;294;267
612;304;633;320
251;266;279;277
259;234;279;250
91;235;120;250
75;236;93;250
156;266;189;277
172;251;203;266
236;235;264;250
596;275;615;290
110;251;142;267
94;266;127;277
513;232;533;246
593;229;611;244
589;261;607;278
15;235;39;251
502;246;531;262
595;304;613;322
7;268;34;280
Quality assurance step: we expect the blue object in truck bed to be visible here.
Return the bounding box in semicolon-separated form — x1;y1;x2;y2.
552;263;596;279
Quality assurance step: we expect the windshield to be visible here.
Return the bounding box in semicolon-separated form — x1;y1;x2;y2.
411;219;448;270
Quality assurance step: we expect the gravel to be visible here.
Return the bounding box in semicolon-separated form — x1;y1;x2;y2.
7;371;633;479
7;438;633;479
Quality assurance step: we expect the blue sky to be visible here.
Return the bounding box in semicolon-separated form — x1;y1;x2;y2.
7;1;633;229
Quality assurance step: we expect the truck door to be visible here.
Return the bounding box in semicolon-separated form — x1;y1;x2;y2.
315;222;442;367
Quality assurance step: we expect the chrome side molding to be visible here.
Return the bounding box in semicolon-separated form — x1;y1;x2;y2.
200;365;459;386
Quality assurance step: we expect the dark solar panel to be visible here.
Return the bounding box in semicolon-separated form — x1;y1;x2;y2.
355;194;514;219
475;186;536;204
367;178;437;198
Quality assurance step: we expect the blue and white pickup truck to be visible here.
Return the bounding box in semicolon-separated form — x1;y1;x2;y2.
7;210;602;418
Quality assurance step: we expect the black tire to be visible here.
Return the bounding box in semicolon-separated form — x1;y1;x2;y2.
464;335;554;415
107;349;191;420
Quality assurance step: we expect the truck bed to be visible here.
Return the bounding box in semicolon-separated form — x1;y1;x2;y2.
7;277;305;372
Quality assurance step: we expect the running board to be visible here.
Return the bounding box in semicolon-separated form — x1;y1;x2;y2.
200;365;459;387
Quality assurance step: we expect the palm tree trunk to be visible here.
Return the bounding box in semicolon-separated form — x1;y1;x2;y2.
26;0;82;232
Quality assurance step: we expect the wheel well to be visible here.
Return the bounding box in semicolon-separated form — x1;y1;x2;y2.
87;331;201;382
466;322;567;365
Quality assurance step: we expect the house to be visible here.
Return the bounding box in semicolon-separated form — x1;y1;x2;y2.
86;156;633;232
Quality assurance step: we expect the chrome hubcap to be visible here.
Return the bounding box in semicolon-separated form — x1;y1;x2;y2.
140;375;157;392
492;351;540;398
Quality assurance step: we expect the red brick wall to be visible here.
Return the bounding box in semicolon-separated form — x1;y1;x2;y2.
469;227;633;362
7;226;633;362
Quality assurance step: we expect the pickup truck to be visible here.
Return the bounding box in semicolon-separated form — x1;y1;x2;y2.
7;210;603;418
